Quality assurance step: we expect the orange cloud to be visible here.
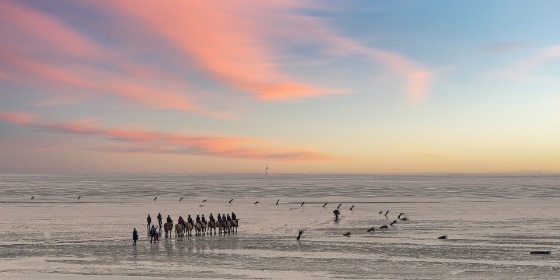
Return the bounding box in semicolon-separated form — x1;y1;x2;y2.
102;0;343;101
0;112;338;161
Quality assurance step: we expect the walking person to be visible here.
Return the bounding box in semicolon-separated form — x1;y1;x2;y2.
147;214;152;230
133;228;139;245
157;213;163;228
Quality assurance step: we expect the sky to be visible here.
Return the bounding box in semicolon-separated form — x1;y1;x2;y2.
1;0;560;174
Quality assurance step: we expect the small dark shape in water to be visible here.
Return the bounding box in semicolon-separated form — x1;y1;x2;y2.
438;235;447;240
337;203;342;209
322;202;327;208
31;195;34;199
297;229;304;241
384;210;389;217
153;197;157;201
398;213;408;220
77;195;81;199
202;199;207;203
343;232;351;237
179;197;183;201
301;201;305;207
276;199;279;205
349;204;354;211
530;251;550;255
367;227;375;232
229;198;233;203
379;225;388;229
254;201;259;204
390;220;397;227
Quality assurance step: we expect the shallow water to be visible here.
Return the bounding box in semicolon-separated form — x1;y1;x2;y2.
1;174;559;279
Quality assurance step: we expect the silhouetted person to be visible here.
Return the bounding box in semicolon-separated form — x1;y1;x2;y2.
297;229;304;240
132;228;139;245
157;213;162;228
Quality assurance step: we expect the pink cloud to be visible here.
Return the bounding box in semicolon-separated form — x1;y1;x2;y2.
279;14;432;101
0;112;35;124
100;0;345;101
0;0;100;58
0;1;212;114
0;111;339;161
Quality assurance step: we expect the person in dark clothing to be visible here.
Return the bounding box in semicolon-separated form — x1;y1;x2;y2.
226;214;232;222
187;215;193;227
133;228;139;245
231;212;237;222
166;215;172;224
201;214;207;224
149;225;157;242
147;214;152;230
157;213;163;228
209;213;215;223
333;209;341;221
196;215;201;224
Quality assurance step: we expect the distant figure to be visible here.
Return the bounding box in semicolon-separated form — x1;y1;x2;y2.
343;232;351;237
333;209;341;221
231;212;237;222
276;199;279;205
322;202;327;208
187;215;193;227
132;228;139;245
147;214;152;229
166;215;172;224
349;205;354;211
229;198;234;203
157;213;163;228
150;225;157;242
297;229;304;241
300;202;305;207
209;213;215;223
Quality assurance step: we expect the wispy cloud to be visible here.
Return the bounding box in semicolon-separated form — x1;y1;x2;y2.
0;0;213;114
1;0;432;116
0;111;339;161
100;0;431;101
486;44;560;81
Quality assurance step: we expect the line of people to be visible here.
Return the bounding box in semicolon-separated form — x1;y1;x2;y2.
172;212;238;229
137;212;239;243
